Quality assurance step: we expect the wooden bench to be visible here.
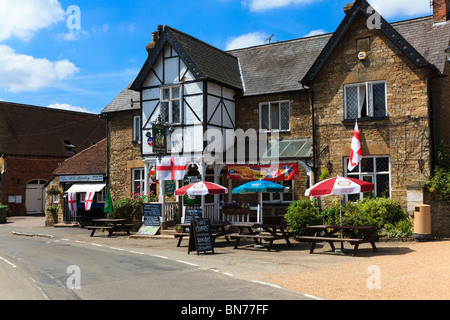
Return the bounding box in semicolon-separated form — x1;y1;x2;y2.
174;232;230;247
86;226;114;237
297;235;383;256
229;233;278;251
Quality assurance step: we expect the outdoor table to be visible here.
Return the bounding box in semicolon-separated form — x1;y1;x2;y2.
298;225;383;256
174;222;232;247
87;218;133;237
229;223;294;251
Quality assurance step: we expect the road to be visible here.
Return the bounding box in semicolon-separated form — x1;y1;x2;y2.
0;218;311;302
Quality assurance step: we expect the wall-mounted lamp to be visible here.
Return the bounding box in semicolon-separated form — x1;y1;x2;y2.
445;45;450;64
358;52;367;62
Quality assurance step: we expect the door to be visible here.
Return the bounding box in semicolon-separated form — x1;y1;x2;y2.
25;180;46;214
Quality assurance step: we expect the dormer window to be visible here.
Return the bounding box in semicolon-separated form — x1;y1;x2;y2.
160;85;181;124
64;140;75;154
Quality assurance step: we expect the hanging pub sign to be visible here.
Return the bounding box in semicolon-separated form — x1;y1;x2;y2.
152;123;167;153
227;163;299;181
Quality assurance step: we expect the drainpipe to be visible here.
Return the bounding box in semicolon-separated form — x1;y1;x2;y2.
309;86;318;184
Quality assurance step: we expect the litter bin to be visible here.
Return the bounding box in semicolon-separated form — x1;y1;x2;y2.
414;204;431;241
0;206;7;224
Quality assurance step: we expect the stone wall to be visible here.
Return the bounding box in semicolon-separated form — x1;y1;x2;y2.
236;91;312;202
108;110;144;201
311;15;434;210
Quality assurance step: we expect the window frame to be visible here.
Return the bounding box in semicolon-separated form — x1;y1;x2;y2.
343;155;391;201
344;80;387;120
133;115;141;143
259;100;290;132
132;168;145;196
262;180;294;204
160;85;182;124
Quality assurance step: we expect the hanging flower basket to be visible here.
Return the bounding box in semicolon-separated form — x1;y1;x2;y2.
47;186;62;196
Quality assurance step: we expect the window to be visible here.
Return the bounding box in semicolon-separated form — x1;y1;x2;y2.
133;116;141;142
344;81;387;120
132;168;145;196
344;156;391;201
160;86;181;124
263;180;293;203
259;101;290;131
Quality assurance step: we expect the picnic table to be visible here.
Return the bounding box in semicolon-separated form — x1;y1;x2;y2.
229;223;294;251
86;218;134;237
297;225;383;256
174;222;232;247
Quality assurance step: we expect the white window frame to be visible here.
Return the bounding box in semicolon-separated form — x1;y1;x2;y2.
343;155;391;201
160;85;182;124
344;81;387;120
259;100;290;132
262;180;294;203
132;168;145;196
133;115;141;143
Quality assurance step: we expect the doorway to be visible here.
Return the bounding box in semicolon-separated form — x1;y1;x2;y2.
25;180;46;214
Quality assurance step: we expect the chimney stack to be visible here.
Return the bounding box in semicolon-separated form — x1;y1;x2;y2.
344;1;355;14
433;0;449;23
146;25;164;56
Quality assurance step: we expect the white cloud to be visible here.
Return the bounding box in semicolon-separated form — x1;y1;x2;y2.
304;29;327;37
225;32;269;50
369;0;431;19
47;103;93;113
55;29;89;41
0;45;79;92
245;0;315;12
0;0;65;41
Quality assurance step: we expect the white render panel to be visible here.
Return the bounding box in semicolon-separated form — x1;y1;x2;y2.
142;87;159;101
183;125;204;153
207;82;222;96
142;129;153;154
180;60;195;82
164;57;179;84
184;94;203;124
142;101;159;128
222;86;235;101
184;82;203;95
223;99;235;128
207;95;221;126
143;55;163;87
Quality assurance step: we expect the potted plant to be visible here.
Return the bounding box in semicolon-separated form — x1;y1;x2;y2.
174;226;183;233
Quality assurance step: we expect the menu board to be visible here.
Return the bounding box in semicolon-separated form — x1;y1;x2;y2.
184;208;202;224
143;203;162;226
188;218;214;255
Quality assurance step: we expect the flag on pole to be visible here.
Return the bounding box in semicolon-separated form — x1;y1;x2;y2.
348;121;362;172
68;192;77;212
103;189;114;214
84;191;95;211
156;157;188;181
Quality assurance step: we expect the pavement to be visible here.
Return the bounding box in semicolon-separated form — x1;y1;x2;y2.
1;215;449;300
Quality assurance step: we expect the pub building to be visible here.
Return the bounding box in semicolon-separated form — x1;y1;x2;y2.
102;0;449;234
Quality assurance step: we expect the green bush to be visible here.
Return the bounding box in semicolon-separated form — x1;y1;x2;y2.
319;199;358;226
354;197;407;230
285;199;321;238
382;219;413;238
427;167;450;200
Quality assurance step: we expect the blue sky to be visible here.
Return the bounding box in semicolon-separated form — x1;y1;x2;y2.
0;0;433;114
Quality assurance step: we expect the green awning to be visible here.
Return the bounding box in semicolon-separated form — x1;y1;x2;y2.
264;138;311;159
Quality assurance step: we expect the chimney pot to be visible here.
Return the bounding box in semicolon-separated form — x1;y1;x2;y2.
146;26;163;56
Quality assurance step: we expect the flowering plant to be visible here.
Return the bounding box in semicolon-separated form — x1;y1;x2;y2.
46;204;59;212
221;202;250;214
47;186;62;195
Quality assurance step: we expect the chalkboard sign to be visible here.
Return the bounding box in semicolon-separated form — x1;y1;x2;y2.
188;218;214;255
184;208;202;224
143;203;162;227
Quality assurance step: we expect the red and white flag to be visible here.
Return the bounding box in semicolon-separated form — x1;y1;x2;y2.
348;121;362;172
68;192;77;212
84;192;95;211
156;157;188;181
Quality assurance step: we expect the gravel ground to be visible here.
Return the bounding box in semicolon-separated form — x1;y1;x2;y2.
263;240;450;300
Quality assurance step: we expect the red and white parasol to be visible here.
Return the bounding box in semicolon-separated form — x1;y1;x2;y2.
305;176;374;197
175;181;228;196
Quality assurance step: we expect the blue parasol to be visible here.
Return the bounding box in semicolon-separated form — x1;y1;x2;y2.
232;180;285;225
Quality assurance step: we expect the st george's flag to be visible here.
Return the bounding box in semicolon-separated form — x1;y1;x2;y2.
348;121;362;172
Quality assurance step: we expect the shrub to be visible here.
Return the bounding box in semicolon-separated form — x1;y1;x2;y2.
382;219;413;238
319;198;358;226
285;199;321;238
354;197;407;230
